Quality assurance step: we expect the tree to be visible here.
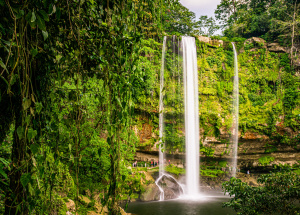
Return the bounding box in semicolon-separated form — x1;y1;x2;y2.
215;0;280;38
269;0;300;64
215;0;241;29
163;0;197;35
196;16;220;36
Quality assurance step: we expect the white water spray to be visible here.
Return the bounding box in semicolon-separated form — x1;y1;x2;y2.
231;42;239;177
182;36;200;197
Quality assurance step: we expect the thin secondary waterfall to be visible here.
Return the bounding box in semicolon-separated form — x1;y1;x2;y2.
157;36;167;201
231;42;239;177
182;36;200;196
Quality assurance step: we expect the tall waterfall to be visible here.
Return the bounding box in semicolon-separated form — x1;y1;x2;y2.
157;36;167;201
231;43;239;177
182;36;200;196
158;36;199;200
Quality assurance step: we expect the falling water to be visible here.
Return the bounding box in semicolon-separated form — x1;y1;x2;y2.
182;36;200;197
157;36;167;201
231;42;239;177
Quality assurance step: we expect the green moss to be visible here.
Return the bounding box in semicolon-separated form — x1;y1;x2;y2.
165;165;185;175
259;156;275;166
200;168;225;178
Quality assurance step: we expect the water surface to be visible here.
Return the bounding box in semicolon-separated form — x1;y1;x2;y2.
126;195;235;215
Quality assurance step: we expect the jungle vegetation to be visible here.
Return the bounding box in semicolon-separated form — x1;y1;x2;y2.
0;0;299;214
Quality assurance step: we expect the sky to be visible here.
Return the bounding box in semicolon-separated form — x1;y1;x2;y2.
180;0;222;20
180;0;222;35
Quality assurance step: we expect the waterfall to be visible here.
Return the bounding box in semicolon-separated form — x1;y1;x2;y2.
157;36;200;200
157;36;167;201
231;42;239;177
182;36;200;196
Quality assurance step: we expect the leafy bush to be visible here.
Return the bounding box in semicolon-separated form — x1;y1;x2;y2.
248;93;264;106
258;156;275;166
222;172;300;215
201;168;225;177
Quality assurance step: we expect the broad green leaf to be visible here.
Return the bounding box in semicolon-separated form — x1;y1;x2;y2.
27;128;37;141
32;157;37;167
31;12;36;22
30;49;38;57
23;98;31;110
42;30;48;41
28;182;34;195
35;102;43;113
0;169;7;179
0;57;8;73
25;12;31;22
9;74;18;86
16;10;25;19
30;107;35;116
37;14;46;31
48;4;54;14
39;10;49;21
30;144;39;155
25;115;31;125
17;126;24;139
20;173;31;188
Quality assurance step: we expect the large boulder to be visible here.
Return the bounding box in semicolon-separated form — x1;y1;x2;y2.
198;35;211;43
267;43;288;53
140;183;160;201
197;36;223;47
157;175;183;200
244;37;267;49
65;199;75;212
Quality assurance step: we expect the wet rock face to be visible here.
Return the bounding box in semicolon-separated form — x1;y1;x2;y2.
157;175;183;200
140;183;160;202
197;36;224;47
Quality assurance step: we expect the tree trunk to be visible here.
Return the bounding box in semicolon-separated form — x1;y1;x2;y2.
5;108;28;215
291;1;297;65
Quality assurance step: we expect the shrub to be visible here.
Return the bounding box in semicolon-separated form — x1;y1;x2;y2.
222;172;300;215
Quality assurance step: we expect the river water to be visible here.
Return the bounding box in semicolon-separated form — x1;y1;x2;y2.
126;192;235;215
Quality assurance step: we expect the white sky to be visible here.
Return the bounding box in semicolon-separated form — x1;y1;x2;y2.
180;0;222;35
180;0;222;20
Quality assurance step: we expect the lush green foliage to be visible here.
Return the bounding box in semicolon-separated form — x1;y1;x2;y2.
198;42;299;147
0;0;165;214
0;0;299;214
222;172;300;215
165;164;185;176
